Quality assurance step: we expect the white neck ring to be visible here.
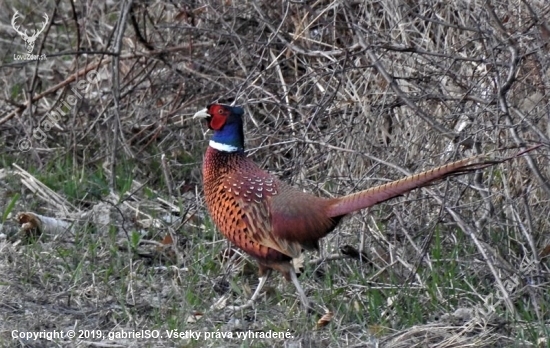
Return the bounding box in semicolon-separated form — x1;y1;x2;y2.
209;140;240;152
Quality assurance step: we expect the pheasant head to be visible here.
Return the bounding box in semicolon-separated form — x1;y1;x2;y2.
193;104;245;152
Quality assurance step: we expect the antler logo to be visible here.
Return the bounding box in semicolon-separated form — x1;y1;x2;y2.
11;11;48;53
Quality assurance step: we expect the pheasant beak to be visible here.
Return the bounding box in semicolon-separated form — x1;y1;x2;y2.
193;108;210;119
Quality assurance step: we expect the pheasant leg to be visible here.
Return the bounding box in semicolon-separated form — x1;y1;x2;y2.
227;269;271;311
289;267;310;310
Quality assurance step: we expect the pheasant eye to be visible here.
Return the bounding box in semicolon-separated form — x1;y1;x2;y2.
218;109;224;114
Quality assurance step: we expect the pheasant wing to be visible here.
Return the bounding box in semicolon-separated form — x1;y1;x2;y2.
225;173;303;261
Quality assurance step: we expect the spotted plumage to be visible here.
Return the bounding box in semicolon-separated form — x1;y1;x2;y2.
202;146;342;277
193;103;540;310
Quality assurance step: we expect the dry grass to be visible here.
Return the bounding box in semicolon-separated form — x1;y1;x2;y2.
1;0;549;347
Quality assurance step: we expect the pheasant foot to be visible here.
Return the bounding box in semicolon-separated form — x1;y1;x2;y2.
226;267;311;311
226;270;271;311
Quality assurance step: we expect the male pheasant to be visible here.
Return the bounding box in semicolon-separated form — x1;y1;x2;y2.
193;103;539;310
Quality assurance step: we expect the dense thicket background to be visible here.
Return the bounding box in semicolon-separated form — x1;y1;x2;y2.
1;1;549;347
